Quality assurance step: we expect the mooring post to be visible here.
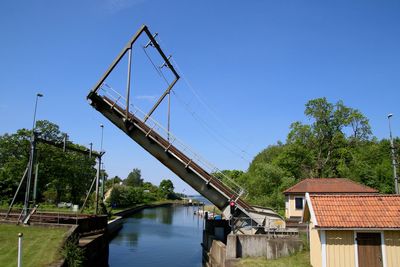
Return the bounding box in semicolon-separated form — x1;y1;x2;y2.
18;233;23;267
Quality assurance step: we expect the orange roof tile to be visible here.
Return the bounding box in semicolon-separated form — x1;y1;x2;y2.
310;194;400;228
283;178;378;194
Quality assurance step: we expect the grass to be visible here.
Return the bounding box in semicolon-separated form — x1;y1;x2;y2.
0;224;69;267
236;250;311;267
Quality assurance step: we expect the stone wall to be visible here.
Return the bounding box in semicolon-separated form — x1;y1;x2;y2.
226;234;303;259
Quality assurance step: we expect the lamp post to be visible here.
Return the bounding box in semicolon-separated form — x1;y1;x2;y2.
24;93;43;217
100;124;104;152
32;93;43;133
388;113;398;194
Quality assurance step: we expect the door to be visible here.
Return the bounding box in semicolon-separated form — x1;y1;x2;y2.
357;232;383;267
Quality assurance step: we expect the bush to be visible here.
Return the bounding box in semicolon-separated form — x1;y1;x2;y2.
107;185;144;208
61;236;85;267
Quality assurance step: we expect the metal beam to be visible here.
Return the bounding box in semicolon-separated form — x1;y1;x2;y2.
86;24;180;126
87;25;147;97
144;78;178;122
143;27;180;79
36;137;102;158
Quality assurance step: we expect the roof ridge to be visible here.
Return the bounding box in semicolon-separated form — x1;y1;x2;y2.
283;177;378;194
311;194;399;197
282;178;311;193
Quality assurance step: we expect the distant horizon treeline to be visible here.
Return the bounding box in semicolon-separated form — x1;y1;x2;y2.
218;97;399;214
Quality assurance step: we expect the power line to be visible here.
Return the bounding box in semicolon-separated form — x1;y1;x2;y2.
142;37;252;163
158;38;252;160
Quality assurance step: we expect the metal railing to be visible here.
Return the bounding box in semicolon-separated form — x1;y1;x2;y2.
1;208;80;225
228;216;295;236
99;84;246;198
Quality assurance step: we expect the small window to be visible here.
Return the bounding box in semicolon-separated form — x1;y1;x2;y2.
295;197;303;210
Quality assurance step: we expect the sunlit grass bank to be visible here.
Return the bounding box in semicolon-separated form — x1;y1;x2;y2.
0;224;68;267
236;250;311;267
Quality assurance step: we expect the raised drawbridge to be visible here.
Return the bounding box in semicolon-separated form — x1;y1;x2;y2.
87;25;284;233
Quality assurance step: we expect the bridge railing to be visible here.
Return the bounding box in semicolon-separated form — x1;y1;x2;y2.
1;208;80;224
229;216;290;234
98;84;246;199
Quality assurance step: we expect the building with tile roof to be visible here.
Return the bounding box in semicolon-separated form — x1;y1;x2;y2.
283;178;378;220
303;193;400;267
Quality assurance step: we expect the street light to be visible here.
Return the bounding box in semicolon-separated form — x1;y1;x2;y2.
388;113;398;194
100;124;104;152
32;93;43;132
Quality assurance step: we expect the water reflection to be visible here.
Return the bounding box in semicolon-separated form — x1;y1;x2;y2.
134;212;157;220
159;206;173;225
109;205;203;267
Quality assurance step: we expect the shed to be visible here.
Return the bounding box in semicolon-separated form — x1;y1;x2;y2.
303;193;400;267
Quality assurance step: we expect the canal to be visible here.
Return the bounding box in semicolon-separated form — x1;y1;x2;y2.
109;205;205;267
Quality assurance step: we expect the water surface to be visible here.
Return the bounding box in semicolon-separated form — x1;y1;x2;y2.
109;205;204;267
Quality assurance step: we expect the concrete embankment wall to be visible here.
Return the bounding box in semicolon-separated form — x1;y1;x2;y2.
204;234;303;267
203;218;303;267
107;216;123;240
226;234;303;259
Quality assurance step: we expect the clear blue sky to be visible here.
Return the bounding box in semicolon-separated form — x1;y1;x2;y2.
1;1;399;195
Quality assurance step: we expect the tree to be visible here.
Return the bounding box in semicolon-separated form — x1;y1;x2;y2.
105;176;122;190
241;162;295;211
107;185;143;207
124;168;143;187
0;120;97;205
0;129;31;202
159;179;175;199
288;97;371;177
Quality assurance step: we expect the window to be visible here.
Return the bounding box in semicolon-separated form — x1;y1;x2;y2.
295;197;303;210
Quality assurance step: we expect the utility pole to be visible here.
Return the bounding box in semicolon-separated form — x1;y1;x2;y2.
388;113;398;194
95;124;105;214
95;155;102;215
100;125;105;200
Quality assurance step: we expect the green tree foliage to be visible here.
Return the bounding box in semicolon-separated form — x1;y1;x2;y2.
105;176;122;190
159;179;175;199
0;120;96;205
107;185;144;207
228;98;398;213
0;129;31;201
240;163;295;212
290;97;372;177
123;168;143;187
